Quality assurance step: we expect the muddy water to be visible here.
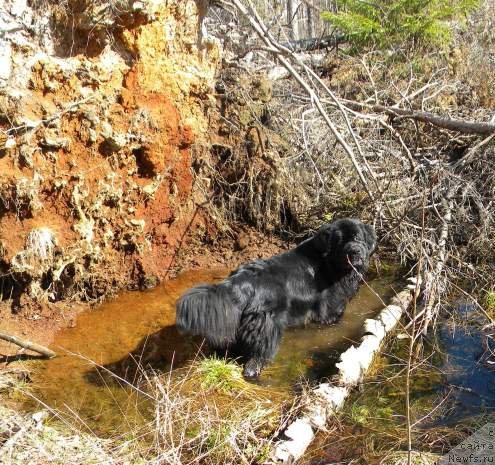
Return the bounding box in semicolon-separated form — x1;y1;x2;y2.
27;269;399;435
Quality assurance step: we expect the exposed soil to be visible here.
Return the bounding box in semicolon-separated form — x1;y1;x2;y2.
0;0;289;362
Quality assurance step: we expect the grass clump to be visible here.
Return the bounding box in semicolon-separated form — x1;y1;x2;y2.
483;290;495;317
147;356;290;465
197;357;245;393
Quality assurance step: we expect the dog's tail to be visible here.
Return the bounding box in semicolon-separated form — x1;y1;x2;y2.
175;283;242;348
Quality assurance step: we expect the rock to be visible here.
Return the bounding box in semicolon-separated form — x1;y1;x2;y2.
41;129;69;149
103;133;127;152
88;128;97;143
82;110;99;128
100;121;113;139
0;42;12;84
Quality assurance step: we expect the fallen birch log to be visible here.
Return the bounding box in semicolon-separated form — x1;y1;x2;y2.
271;278;419;464
0;330;56;358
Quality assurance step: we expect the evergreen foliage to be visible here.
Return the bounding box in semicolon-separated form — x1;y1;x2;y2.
321;0;480;49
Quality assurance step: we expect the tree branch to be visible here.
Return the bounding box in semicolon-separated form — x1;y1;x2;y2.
342;100;495;135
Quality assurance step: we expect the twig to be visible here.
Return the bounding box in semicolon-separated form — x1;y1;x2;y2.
0;330;56;358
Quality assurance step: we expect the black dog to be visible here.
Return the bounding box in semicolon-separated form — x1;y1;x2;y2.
176;218;376;377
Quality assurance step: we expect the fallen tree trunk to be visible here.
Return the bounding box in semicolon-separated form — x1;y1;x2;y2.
271;278;419;464
342;100;495;135
0;330;56;358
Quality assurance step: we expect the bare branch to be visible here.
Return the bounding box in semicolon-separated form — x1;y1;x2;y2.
0;330;56;358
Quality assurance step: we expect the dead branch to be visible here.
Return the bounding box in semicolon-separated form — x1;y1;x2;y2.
421;187;455;334
341;100;495;135
230;0;376;203
452;133;495;169
0;330;56;358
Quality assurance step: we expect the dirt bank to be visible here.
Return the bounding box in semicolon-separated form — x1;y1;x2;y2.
0;1;217;320
0;0;290;355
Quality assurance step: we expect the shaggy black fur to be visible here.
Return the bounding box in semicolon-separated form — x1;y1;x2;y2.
176;218;376;378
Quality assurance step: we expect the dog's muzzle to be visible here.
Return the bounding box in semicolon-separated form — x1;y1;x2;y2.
343;241;369;269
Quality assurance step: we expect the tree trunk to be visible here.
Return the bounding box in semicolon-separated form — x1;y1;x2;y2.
287;0;300;40
306;5;314;37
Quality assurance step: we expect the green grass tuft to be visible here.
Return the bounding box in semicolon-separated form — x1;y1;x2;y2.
197;357;245;393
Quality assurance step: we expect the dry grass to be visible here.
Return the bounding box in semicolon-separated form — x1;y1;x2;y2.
1;356;294;465
142;356;292;465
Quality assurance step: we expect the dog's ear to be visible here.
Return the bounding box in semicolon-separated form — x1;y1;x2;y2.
313;223;337;254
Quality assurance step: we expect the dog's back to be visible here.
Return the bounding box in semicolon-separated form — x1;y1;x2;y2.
175;218;375;377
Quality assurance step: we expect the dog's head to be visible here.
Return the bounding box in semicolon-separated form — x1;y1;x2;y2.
313;218;376;272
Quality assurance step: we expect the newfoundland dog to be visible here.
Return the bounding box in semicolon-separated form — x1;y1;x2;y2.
176;218;376;378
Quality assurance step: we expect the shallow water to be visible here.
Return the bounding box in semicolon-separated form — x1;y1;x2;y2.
27;269;399;435
303;304;495;465
435;304;495;424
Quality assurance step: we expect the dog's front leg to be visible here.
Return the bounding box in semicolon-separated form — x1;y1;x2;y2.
317;288;346;325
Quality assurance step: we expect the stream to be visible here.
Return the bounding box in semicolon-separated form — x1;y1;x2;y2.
24;269;399;436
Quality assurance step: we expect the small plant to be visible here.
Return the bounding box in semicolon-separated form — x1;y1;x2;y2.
350;403;371;425
197;357;245;393
321;0;480;50
483;290;495;317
